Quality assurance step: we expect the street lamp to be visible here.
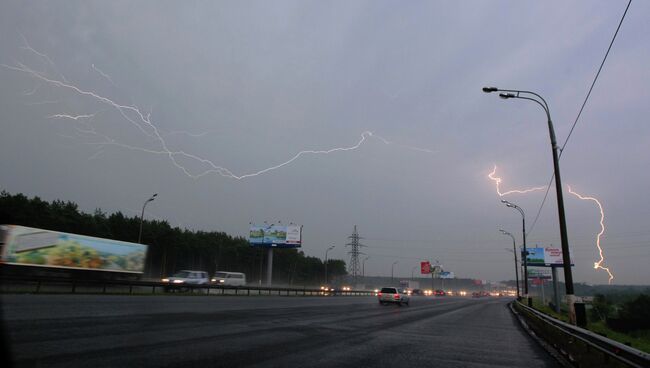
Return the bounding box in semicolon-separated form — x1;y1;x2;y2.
500;229;520;299
501;199;529;304
484;86;575;323
362;256;370;277
391;261;398;282
324;245;335;285
138;193;157;244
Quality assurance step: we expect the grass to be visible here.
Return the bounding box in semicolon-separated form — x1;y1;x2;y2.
527;298;650;354
588;321;650;354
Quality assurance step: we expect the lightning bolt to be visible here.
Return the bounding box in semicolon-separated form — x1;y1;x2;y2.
48;113;96;121
3;43;435;181
91;63;116;86
567;186;614;284
372;133;436;154
487;165;546;196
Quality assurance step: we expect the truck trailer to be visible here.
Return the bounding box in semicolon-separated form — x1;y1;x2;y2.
0;224;148;276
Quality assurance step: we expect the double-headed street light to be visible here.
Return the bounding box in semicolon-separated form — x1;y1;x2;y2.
484;86;576;323
325;245;335;284
501;200;528;304
500;229;520;299
391;261;398;282
138;193;158;244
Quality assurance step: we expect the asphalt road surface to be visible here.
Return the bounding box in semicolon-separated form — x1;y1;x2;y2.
2;294;559;368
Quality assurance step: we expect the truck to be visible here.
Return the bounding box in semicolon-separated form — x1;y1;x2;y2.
0;224;148;276
399;280;420;290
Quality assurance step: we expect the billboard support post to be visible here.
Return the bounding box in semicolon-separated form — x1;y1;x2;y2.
266;248;273;287
552;266;560;313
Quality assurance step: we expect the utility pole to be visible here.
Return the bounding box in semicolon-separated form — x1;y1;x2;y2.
346;225;365;284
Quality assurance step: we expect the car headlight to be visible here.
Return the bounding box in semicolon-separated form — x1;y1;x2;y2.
162;278;169;282
173;280;184;284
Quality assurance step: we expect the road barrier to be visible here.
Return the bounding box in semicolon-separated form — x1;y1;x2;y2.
0;274;374;297
512;301;650;368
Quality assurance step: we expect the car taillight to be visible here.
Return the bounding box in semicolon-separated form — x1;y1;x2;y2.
394;294;400;299
378;292;382;297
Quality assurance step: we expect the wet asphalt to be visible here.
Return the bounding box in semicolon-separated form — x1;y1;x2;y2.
2;294;559;368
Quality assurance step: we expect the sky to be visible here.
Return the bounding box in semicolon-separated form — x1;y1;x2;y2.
1;0;648;285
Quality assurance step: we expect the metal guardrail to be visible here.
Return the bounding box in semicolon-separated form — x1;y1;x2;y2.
0;275;374;297
513;301;650;368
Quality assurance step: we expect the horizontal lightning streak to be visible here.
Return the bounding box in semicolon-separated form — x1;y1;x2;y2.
4;44;435;182
567;186;614;284
49;113;95;120
488;165;546;196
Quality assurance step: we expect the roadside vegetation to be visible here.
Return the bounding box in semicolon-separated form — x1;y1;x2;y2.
0;190;347;286
530;291;650;353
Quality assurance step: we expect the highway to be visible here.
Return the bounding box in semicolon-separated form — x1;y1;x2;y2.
2;294;559;367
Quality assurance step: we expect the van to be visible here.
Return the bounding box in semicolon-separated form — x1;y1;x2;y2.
211;271;246;286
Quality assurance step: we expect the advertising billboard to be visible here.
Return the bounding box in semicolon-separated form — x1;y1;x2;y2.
543;247;566;265
526;247;546;266
528;268;552;280
420;261;431;274
439;271;455;279
526;247;573;267
1;225;147;273
249;224;302;248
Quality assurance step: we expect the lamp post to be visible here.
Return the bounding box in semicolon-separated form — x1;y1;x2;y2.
138;193;157;244
362;256;370;277
501;200;530;305
325;245;335;285
483;86;575;323
500;229;520;299
391;261;398;283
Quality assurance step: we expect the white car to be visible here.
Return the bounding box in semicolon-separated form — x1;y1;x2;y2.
211;271;246;286
162;270;209;291
378;287;410;306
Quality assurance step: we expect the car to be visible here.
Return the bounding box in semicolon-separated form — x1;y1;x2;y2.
162;270;209;291
434;289;446;296
411;289;424;296
211;271;246;286
377;287;410;306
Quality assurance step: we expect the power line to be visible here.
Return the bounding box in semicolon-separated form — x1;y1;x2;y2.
526;0;631;237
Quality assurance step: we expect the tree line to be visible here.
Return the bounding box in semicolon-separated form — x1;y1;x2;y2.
0;190;347;285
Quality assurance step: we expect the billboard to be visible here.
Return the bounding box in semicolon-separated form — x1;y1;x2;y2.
1;225;147;273
526;247;573;267
249;224;302;248
528;268;552;280
439;271;455;279
526;247;546;266
420;261;431;274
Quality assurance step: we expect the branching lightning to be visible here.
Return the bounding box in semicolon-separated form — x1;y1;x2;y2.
3;43;435;182
91;63;116;86
487;165;546;196
488;166;614;283
567;185;614;284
